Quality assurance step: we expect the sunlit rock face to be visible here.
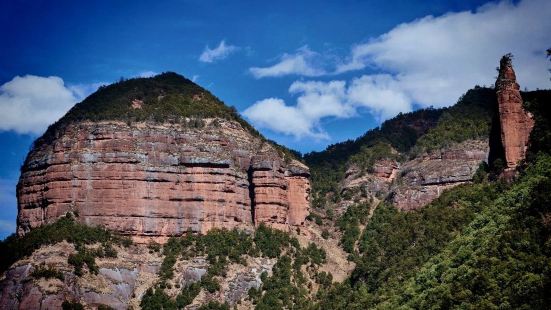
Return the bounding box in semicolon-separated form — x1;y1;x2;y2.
495;55;534;169
16;119;309;241
340;140;488;211
390;140;488;211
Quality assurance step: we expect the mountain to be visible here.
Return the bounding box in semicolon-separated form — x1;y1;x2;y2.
305;86;496;216
17;72;310;241
2;56;551;309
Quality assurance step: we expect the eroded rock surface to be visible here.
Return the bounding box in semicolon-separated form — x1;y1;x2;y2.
0;242;162;310
495;55;534;169
17;119;309;240
342;140;488;211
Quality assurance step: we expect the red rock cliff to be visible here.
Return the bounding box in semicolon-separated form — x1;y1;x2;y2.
16;118;309;241
495;54;534;169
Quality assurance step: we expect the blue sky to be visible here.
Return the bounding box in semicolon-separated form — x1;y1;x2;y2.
1;0;550;238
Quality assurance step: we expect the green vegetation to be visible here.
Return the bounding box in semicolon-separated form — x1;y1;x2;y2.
254;223;298;258
336;203;371;253
176;283;201;308
61;301;84;310
523;90;551;161
141;224;326;309
385;154;551;309
140;287;176;310
305;87;497;205
314;154;551;309
355;182;500;293
197;301;230;310
250;255;308;309
321;229;330;239
412;87;496;154
30;264;64;280
36;73;259;145
28;72;301;165
305;108;442;205
349;142;399;173
0;214;131;275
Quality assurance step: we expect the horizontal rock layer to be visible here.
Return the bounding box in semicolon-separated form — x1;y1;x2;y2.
342;140;488;211
17;119;310;239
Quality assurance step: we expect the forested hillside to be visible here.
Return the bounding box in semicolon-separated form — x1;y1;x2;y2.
309;87;551;309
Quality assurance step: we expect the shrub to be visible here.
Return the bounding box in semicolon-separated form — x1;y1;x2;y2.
175;282;201;308
197;301;230;310
0;215;131;275
61;301;84;310
68;249;98;276
31;264;64;281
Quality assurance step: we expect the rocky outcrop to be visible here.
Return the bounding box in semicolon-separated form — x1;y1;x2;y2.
391;140;488;210
342;140;488;211
17;118;309;241
342;159;399;201
0;242;161;310
495;54;534;169
0;241;277;309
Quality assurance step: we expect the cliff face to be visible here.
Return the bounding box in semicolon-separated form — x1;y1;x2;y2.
495;55;534;169
341;140;488;211
16;74;310;241
390;140;488;210
0;241;275;309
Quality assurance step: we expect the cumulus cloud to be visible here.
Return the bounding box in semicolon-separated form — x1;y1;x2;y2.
336;0;551;107
138;71;158;78
250;46;326;78
244;0;550;139
347;75;412;121
199;40;239;63
0;75;100;135
243;77;412;138
242;98;326;138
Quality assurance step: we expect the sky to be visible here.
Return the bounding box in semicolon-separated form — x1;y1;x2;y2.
0;0;550;238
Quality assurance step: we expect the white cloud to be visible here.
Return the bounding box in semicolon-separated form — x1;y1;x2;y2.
242;98;326;139
138;71;157;78
199;40;239;63
336;0;551;107
250;46;326;78
347;75;412;121
244;0;551;139
244;77;410;138
0;75;100;135
289;80;354;120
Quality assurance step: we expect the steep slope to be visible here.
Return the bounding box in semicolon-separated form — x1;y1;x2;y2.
312;56;551;310
306;87;496;214
16;73;310;241
305;108;442;208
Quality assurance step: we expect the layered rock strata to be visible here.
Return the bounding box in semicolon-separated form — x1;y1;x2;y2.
391;140;488;210
342;140;488;211
17;119;309;240
495;55;534;169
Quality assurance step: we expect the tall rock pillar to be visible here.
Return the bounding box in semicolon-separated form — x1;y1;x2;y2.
495;54;534;169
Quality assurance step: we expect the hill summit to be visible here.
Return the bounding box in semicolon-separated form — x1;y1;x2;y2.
34;72;260;149
17;72;310;241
